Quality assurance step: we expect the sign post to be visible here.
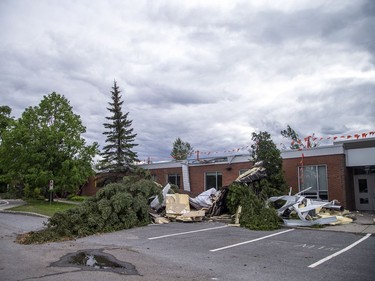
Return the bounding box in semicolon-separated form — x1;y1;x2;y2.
49;180;54;203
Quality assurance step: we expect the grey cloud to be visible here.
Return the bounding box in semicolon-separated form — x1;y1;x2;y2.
1;0;374;162
129;81;214;106
321;125;350;135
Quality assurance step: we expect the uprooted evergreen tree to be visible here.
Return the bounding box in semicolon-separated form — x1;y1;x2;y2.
226;131;288;230
18;176;162;244
98;81;139;182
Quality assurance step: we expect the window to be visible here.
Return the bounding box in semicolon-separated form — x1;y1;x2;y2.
151;174;157;182
205;172;222;190
167;174;181;188
298;165;328;200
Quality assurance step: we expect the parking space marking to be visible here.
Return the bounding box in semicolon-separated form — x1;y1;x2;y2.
210;228;295;252
308;233;371;268
148;225;229;240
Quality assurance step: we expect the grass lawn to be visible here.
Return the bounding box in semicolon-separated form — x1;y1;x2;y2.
8;199;79;217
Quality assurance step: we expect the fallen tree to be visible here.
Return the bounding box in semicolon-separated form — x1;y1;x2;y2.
226;182;281;231
17;176;162;244
224;131;288;230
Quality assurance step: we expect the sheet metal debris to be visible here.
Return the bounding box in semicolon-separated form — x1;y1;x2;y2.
235;161;267;184
268;187;353;227
150;183;171;211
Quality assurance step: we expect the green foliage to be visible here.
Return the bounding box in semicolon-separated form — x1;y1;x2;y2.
251;131;287;196
227;183;280;230
0;93;99;196
226;130;288;231
99;81;139;173
19;177;162;244
22;185;43;199
0;186;22;199
23;185;32;199
0;105;13;143
281;125;302;150
281;124;319;149
170;137;193;160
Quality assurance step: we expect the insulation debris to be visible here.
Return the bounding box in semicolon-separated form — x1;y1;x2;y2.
166;194;190;215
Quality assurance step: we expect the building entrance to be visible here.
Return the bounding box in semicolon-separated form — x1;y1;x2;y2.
354;173;375;211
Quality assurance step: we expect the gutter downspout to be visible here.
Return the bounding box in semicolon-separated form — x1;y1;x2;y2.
181;161;191;192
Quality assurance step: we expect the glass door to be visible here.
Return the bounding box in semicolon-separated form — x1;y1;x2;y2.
354;174;375;211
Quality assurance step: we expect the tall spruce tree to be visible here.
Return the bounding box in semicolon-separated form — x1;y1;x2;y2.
99;81;138;174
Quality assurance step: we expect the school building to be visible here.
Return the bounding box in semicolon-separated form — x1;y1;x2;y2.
138;138;375;211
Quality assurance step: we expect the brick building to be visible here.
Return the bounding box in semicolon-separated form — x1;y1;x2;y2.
82;138;375;211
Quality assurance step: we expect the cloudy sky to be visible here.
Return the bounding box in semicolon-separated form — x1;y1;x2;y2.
1;0;374;162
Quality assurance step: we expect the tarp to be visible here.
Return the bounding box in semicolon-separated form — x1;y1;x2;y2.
189;188;217;209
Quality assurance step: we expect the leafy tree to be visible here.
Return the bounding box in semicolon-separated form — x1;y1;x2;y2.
0;106;14;192
0;93;99;196
281;125;302;149
0;105;13;142
99;81;138;174
170;137;193;160
281;124;319;149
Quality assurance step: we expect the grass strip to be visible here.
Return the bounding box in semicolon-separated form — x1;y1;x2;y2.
7;199;78;217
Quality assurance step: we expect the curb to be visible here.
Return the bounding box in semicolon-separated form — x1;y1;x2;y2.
0;209;50;219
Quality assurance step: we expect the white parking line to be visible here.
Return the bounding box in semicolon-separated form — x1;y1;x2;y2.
308;233;371;268
210;228;295;252
148;225;229;240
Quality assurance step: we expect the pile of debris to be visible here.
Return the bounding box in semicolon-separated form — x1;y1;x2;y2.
149;161;354;228
149;183;227;224
267;187;353;227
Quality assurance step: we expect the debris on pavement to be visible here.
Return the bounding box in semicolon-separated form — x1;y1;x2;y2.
149;167;356;229
165;194;205;222
268;187;353;227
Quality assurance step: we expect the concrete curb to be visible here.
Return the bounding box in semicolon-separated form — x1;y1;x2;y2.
0;210;50;219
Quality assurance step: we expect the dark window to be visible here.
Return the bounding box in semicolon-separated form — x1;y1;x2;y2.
205;172;222;190
298;165;328;200
358;179;368;193
167;174;181;188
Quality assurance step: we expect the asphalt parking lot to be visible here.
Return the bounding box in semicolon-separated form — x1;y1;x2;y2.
1;213;374;281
